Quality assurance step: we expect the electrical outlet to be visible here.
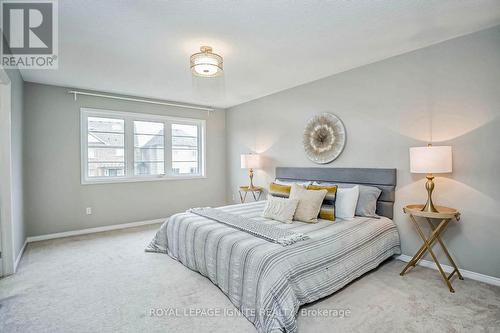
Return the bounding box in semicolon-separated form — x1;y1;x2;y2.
86;207;92;215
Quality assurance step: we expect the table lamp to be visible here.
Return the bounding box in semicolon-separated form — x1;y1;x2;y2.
240;154;261;189
410;145;452;213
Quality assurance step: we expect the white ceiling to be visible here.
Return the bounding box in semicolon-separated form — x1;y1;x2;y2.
20;0;500;108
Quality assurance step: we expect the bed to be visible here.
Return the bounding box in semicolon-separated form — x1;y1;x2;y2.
147;167;401;333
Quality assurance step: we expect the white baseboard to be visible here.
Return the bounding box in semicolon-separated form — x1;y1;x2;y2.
26;218;165;243
396;254;500;287
13;239;28;273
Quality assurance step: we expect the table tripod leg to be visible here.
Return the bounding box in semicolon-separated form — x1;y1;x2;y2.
411;218;449;263
426;218;464;281
400;216;447;275
413;218;455;292
426;243;455;292
401;246;425;275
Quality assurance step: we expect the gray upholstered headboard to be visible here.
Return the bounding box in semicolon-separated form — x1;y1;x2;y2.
275;167;397;219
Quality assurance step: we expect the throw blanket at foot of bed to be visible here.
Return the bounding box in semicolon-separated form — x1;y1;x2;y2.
187;207;308;246
146;201;401;333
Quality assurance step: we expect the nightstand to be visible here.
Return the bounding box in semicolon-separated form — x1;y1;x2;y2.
400;204;463;292
238;186;263;203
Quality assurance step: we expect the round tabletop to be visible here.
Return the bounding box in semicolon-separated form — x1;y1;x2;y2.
239;186;264;192
403;204;460;220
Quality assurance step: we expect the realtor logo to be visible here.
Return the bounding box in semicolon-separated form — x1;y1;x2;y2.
1;0;58;69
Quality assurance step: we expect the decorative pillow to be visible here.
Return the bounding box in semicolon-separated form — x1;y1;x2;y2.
313;182;381;218
355;185;382;217
262;195;299;224
336;185;360;219
306;184;337;221
269;182;292;198
289;183;327;223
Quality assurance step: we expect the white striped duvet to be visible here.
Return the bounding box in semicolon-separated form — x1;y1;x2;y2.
147;201;401;333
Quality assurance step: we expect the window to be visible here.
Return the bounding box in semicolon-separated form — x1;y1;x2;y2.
172;123;199;175
87;117;125;178
134;121;165;176
81;108;205;184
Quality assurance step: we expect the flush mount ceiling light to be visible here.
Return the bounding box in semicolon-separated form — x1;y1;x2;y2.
190;46;223;77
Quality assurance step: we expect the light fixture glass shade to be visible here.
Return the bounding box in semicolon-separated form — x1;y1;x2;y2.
410;146;452;174
241;154;261;169
190;46;223;77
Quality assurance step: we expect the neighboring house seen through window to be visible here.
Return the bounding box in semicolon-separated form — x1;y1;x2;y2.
172;123;200;175
81;108;205;184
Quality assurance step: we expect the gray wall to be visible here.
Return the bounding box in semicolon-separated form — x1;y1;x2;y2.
23;83;226;236
5;66;25;262
226;26;500;278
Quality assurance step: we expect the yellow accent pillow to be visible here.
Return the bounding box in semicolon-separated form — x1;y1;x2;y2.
307;184;338;221
269;182;291;198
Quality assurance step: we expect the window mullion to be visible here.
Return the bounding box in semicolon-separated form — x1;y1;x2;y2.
164;120;173;176
199;122;204;177
125;117;134;177
81;112;89;182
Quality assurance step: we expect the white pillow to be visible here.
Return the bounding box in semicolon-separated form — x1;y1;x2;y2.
289;183;327;223
336;185;360;219
262;195;299;224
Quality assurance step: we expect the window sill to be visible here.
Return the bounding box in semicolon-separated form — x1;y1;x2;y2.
81;175;207;185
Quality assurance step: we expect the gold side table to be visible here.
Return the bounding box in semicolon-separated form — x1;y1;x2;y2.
400;204;463;293
238;186;263;203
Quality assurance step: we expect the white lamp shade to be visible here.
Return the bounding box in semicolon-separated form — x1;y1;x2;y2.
241;154;261;169
410;146;452;174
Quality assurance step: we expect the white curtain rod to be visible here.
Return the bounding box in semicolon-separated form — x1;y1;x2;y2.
68;90;215;112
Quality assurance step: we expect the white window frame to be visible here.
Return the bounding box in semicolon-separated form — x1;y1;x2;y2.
81;108;206;184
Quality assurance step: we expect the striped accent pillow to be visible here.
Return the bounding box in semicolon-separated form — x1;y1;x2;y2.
269;182;292;198
307;184;338;221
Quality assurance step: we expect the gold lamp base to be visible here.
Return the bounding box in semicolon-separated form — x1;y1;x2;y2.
247;168;255;190
422;174;439;213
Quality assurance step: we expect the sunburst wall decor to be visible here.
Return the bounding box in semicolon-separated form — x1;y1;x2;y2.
303;113;346;164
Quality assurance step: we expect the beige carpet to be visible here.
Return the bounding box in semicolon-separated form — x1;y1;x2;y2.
1;224;499;333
